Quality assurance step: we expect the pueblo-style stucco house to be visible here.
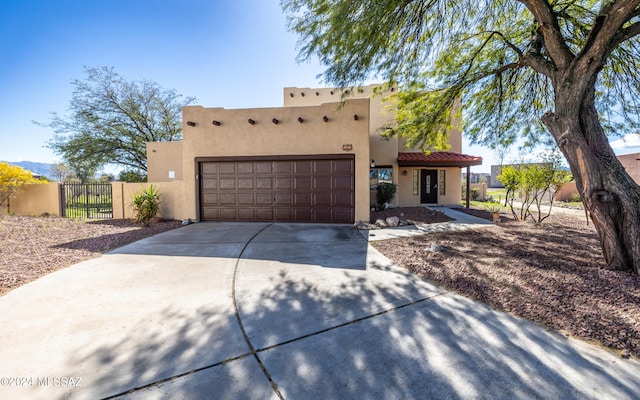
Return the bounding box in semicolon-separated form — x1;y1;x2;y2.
146;85;482;224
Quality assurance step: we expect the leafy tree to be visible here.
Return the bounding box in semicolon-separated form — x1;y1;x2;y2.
41;66;195;173
283;0;640;274
49;162;76;182
118;169;147;183
0;162;44;208
499;161;570;222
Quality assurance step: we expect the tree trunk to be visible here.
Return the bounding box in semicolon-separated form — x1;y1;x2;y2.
542;82;640;274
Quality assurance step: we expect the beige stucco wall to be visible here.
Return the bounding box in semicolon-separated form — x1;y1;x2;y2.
618;153;640;184
181;98;371;222
284;85;465;207
3;183;60;216
147;141;183;182
112;181;189;220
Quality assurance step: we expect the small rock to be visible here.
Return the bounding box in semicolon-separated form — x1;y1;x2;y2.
384;203;395;209
426;244;445;253
39;212;51;217
621;352;631;359
354;221;369;230
375;219;387;228
182;218;193;226
386;216;400;227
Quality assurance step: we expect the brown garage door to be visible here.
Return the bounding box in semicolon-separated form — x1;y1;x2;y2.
199;155;355;223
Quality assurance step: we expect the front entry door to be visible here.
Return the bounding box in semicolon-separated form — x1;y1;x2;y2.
420;169;438;204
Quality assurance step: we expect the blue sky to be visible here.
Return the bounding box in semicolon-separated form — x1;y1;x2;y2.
1;0;638;174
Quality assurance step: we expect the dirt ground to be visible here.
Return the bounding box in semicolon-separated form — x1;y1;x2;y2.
2;209;639;360
374;208;640;360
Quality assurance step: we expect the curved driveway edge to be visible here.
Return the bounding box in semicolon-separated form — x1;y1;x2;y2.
0;222;638;399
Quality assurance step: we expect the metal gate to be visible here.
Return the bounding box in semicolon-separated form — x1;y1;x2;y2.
61;183;113;219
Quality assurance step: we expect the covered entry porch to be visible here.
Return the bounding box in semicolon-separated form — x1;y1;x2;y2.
397;152;483;207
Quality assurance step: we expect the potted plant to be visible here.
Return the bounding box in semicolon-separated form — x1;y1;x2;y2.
485;204;503;223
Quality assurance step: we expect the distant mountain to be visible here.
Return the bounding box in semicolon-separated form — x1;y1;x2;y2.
2;161;55;179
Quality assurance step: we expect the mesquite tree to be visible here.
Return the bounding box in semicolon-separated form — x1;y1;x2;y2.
42;66;195;173
283;0;640;274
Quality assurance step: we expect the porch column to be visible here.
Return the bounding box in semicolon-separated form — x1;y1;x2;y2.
466;165;470;209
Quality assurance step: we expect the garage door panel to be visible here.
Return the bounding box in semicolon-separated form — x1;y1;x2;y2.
333;192;354;206
294;208;312;221
238;178;254;190
276;161;292;174
257;178;273;190
202;178;218;190
238;208;255;220
294;177;312;191
237;162;254;174
202;193;219;203
202;163;219;174
333;159;354;174
333;209;354;223
315;177;331;191
274;208;291;220
315;160;332;174
237;193;255;205
219;178;236;190
201;208;219;220
256;193;273;205
256;161;273;174
219;163;236;174
200;157;354;223
219;208;237;220
275;193;292;205
294;161;313;174
275;177;291;190
219;193;237;204
333;176;354;190
294;193;312;206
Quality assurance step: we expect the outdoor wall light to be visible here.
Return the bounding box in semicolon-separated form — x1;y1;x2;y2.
212;120;221;126
290;93;294;97
354;114;359;121
330;90;334;95
370;160;375;168
403;170;408;176
248;118;256;125
323;116;329;122
301;92;305;97
316;91;320;96
298;117;304;123
272;118;279;124
187;121;196;127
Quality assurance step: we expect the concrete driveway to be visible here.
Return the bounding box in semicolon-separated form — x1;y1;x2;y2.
0;222;639;400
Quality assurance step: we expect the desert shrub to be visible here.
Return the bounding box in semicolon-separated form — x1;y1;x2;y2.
132;185;160;225
569;193;582;203
376;182;397;207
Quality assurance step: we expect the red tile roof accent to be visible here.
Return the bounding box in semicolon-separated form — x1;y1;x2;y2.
397;151;483;167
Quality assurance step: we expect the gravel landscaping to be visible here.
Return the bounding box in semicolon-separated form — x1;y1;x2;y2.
374;208;640;360
0;215;182;296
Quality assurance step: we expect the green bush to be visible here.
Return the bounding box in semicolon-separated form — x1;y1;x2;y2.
569;192;582;203
376;182;397;208
471;188;480;201
132;185;161;225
